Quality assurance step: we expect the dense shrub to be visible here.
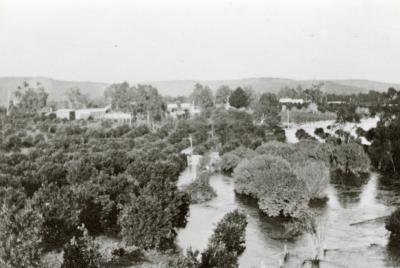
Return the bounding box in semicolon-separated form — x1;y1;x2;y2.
386;208;400;237
234;154;309;217
61;225;101;268
200;210;247;268
184;171;216;204
118;180;190;249
0;190;44;268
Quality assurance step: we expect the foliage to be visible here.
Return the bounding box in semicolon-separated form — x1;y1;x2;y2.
330;142;370;175
104;82;165;122
65;87;90;109
200;210;247;268
219;146;257;175
12;81;49;115
61;225;102;268
255;93;280;124
229;87;249;109
190;83;214;110
215;85;232;104
167;249;200;268
118;179;190;249
234;154;309;217
212;109;265;153
292;160;330;200
184;171;217;204
295;128;316;141
0;188;44;268
386;208;400;237
368;114;400;175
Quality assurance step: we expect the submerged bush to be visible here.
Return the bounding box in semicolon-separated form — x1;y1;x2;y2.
292;160;330;200
184;171;217;204
233;154;309;217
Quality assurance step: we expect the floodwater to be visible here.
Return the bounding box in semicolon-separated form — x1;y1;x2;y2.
284;116;379;144
177;118;400;268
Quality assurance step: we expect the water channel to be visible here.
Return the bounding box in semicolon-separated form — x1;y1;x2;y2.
177;118;400;268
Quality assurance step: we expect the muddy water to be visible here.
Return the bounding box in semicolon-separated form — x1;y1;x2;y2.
177;165;400;267
177;117;400;267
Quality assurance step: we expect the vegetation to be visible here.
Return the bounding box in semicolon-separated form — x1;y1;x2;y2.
386;208;400;238
61;225;102;268
168;210;247;268
229;87;249;109
184;171;216;204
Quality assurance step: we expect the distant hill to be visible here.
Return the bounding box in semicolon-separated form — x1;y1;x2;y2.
1;76;399;107
0;77;108;107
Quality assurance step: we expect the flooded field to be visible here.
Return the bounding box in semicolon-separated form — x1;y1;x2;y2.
177;117;400;268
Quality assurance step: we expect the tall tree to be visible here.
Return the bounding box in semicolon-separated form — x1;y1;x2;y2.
190;83;214;110
229;87;249;109
65;87;90;109
13;81;48;114
215;85;231;104
255;93;279;124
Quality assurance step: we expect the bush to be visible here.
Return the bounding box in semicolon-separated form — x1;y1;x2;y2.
184;171;217;204
295;128;316;141
234;154;308;217
219;146;257;175
292;160;330;200
61;225;102;268
0;191;44;268
330;142;370;176
200;210;247;268
386;208;400;237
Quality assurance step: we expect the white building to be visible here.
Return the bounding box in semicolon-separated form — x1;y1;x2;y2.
279;98;305;104
75;106;110;120
56;109;75;120
104;112;132;124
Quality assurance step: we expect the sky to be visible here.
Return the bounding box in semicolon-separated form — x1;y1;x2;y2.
0;0;400;83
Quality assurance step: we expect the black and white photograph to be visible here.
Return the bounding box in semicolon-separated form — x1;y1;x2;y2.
1;0;400;267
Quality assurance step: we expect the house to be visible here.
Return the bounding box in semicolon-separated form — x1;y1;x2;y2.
279;98;305;104
104;112;132;124
327;101;345;105
55;109;75;120
75;106;110;120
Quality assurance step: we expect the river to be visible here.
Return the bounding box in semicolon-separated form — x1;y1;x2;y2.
177;118;400;268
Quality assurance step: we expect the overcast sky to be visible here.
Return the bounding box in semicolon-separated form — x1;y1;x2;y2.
0;0;399;83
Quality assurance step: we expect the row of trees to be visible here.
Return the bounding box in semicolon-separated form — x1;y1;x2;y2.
0;109;197;266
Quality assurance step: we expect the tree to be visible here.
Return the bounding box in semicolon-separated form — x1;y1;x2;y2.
65;87;90;109
215;86;231;104
190;83;214;110
233;154;308;217
229;87;249;109
0;188;44;268
118;179;189;249
104;82;132;112
32;184;81;249
13;82;48;114
200;210;247;268
292;160;330;200
255;93;279;124
330;142;370;176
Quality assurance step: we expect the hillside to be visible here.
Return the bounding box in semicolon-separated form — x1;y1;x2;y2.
0;77;108;107
1;76;399;107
